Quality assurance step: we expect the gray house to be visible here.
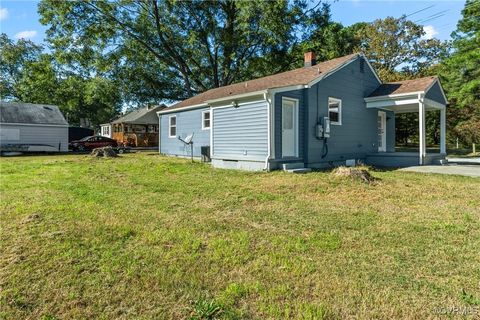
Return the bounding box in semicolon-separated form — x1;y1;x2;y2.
0;102;69;152
158;53;447;171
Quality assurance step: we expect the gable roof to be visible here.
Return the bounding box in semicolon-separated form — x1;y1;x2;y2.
368;76;438;97
0;101;68;125
112;105;166;124
166;53;361;111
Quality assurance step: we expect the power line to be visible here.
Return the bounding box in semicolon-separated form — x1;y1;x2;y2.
415;10;450;24
406;5;436;18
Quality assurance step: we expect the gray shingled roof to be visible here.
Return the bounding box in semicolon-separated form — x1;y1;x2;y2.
112;105;166;124
0;101;68;125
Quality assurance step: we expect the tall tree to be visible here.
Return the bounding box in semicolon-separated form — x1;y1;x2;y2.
0;33;121;126
353;16;447;81
440;0;480;148
0;34;43;100
295;3;359;65
38;0;316;101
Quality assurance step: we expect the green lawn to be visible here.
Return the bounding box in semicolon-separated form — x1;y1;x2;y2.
1;153;479;319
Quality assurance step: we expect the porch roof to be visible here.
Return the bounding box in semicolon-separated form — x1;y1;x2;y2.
364;76;447;113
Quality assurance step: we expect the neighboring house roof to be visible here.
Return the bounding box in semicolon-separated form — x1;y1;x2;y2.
368;76;438;97
0;101;68;125
167;53;361;111
112;105;166;124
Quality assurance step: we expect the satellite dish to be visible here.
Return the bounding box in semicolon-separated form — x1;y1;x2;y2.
178;133;194;145
184;133;193;144
177;133;195;162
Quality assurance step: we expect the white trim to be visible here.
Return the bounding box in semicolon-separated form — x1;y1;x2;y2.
424;98;446;110
266;92;275;160
366;98;420;109
307;53;382;88
158;103;208;115
201;110;211;130
419;93;426;165
364;92;423;102
265;92;271;170
168;115;177;138
377;111;387;152
308;56;358;88
210;99;266;110
281;97;299;158
328;97;342;125
440;108;446;154
359;53;383;85
158;115;162;153
0;122;68;128
210;106;214;158
268;85;308;94
205;90;267;104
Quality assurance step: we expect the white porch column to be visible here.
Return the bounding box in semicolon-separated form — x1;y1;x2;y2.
440;107;446;154
418;94;426;165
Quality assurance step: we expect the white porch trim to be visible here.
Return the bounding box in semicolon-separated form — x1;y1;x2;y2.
419;93;426;165
365;90;447;166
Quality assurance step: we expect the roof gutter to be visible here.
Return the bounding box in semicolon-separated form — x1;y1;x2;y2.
157;103;209;115
205;90;268;105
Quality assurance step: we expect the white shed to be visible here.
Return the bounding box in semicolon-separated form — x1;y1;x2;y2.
0;102;69;152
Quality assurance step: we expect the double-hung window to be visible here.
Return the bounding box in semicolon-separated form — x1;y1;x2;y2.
169;116;177;138
328;97;342;125
202;110;211;130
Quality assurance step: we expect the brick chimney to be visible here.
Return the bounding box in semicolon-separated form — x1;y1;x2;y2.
304;51;316;67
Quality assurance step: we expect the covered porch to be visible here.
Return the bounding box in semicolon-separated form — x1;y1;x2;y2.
364;77;447;166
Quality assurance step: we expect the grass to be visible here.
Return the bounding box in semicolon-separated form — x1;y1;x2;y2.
1;153;479;319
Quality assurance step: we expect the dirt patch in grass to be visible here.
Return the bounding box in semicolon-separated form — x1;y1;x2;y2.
331;166;376;183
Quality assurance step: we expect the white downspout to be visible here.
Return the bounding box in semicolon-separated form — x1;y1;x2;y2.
264;91;272;171
157;112;162;154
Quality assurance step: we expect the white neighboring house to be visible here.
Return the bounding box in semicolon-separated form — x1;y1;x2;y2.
0;101;69;152
100;123;112;138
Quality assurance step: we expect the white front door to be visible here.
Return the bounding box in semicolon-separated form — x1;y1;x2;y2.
282;98;298;157
378;111;386;152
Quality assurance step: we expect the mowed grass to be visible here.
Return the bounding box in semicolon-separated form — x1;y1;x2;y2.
0;153;479;319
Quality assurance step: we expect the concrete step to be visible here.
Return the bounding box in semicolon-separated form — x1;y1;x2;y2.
282;162;305;170
286;168;312;174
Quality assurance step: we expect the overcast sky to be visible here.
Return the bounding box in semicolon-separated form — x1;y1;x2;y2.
0;0;466;45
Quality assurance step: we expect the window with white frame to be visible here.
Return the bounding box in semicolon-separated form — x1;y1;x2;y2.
169;116;177;137
102;125;110;136
202;110;211;129
328;97;342;125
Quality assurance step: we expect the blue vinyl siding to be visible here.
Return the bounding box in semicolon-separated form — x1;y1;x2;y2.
159;107;210;157
425;81;447;104
212;101;268;161
306;57;384;164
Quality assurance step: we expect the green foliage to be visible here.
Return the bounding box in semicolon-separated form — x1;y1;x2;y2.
294;4;358;65
0;33;122;126
440;0;480;145
0;34;43;99
38;0;315;99
353;16;448;81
